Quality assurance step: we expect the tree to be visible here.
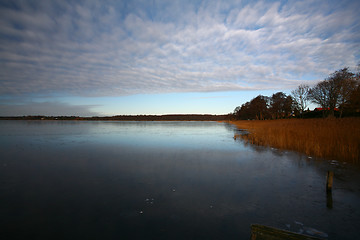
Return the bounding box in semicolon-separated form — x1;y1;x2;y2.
309;68;356;117
347;84;360;114
329;68;355;117
342;67;360;115
250;95;269;120
233;106;241;119
291;84;310;117
233;95;270;120
284;95;294;117
309;80;330;110
269;92;293;119
233;103;251;120
338;76;357;117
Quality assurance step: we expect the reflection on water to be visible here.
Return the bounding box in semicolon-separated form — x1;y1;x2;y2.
0;120;360;239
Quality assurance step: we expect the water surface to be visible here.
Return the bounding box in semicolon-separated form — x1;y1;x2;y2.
1;121;359;239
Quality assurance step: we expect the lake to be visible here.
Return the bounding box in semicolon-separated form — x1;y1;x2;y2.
1;120;360;239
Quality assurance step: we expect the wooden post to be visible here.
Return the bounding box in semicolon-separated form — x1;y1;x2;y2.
326;171;334;193
326;189;333;209
326;171;334;209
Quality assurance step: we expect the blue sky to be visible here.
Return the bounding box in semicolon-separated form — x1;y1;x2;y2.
0;0;359;116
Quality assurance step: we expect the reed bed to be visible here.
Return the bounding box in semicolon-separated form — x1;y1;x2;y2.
230;118;360;164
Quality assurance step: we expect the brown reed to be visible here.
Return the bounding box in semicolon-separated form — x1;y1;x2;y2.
230;118;360;164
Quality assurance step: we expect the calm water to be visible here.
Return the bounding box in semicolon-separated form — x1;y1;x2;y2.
1;120;360;239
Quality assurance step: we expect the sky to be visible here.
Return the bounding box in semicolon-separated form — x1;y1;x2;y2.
0;0;359;116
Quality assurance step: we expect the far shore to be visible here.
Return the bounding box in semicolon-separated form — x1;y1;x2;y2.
0;114;230;121
228;118;360;164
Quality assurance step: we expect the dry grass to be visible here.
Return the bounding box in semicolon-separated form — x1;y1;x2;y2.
229;118;360;164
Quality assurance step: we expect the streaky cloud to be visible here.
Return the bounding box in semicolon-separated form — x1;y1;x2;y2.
0;0;359;97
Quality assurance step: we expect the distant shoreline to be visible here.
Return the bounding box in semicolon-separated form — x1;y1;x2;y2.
0;114;231;121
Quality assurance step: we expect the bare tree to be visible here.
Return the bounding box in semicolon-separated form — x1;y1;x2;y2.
330;68;355;116
338;76;357;117
342;65;360;115
291;84;310;117
309;68;356;117
309;80;330;114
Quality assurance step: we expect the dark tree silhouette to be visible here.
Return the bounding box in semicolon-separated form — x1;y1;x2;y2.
269;92;293;119
309;68;356;117
250;95;269;120
233;67;359;120
291;84;310;117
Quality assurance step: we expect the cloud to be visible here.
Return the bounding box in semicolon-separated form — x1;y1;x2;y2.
0;0;359;98
0;101;99;117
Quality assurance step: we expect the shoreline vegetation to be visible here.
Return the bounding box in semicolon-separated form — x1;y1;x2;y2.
230;118;360;164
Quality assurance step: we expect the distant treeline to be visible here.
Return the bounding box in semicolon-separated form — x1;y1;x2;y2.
233;67;360;120
0;114;231;121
